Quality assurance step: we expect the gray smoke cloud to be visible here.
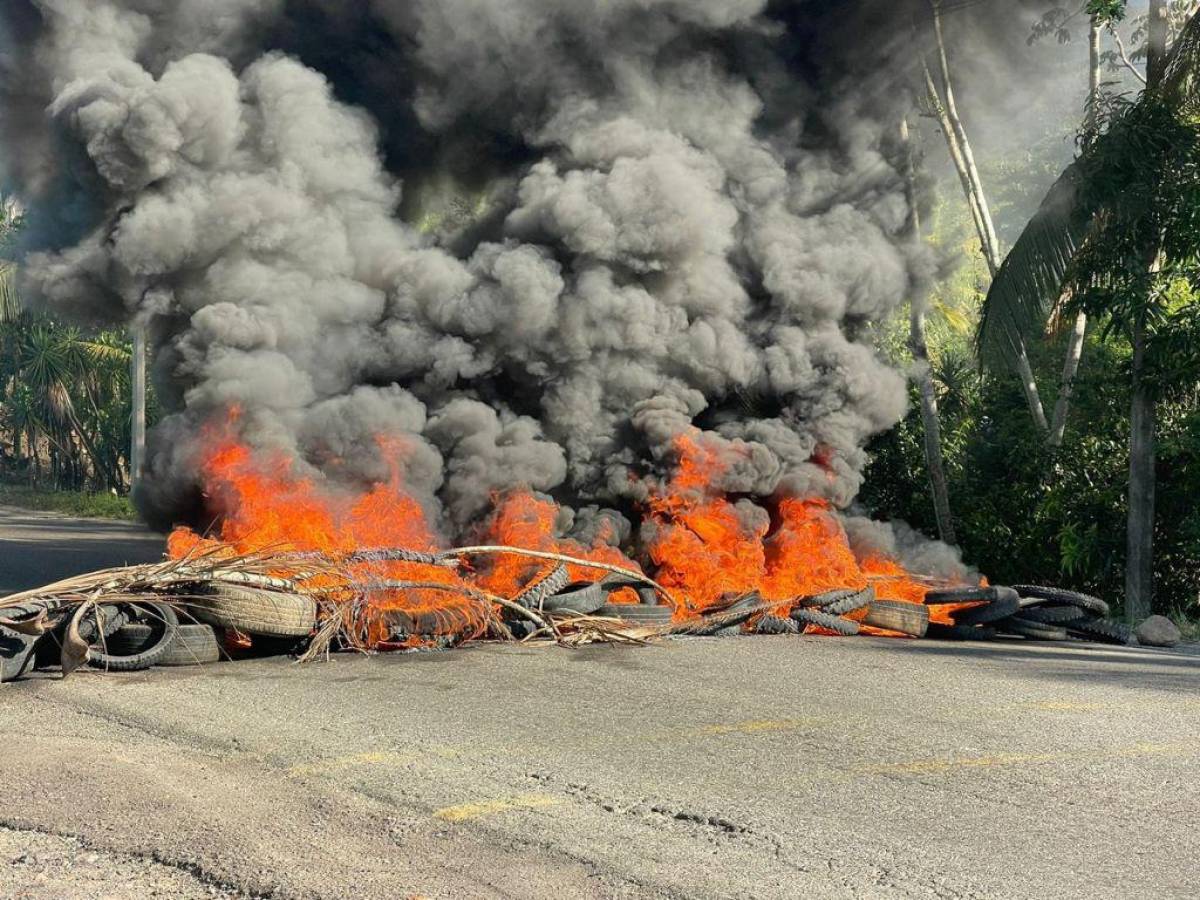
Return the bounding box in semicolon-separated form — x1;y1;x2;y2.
2;0;977;575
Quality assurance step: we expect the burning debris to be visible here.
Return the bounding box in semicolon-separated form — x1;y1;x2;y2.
0;537;1137;682
0;429;1138;682
0;2;1144;680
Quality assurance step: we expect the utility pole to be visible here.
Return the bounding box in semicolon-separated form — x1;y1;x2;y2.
130;324;146;493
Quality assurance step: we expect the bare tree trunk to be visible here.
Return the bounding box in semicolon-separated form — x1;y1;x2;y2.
1049;311;1087;447
931;3;1001;272
901;117;956;545
131;324;146;493
926;2;1049;433
1125;0;1169;622
1049;19;1103;449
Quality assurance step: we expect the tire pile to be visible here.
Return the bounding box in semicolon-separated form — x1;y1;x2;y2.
0;571;1143;684
773;586;931;637
924;585;1135;645
2;583;318;680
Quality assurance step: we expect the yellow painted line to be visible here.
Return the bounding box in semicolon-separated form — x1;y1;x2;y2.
856;741;1200;776
434;793;562;823
288;748;459;777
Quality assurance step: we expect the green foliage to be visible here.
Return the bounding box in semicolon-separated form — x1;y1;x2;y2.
863;330;1200;617
0;482;136;520
0;199;154;494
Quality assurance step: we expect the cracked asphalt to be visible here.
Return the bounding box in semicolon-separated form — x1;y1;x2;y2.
2;506;1199;899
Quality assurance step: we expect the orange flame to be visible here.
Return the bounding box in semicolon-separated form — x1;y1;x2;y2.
644;433;944;632
170;416;965;647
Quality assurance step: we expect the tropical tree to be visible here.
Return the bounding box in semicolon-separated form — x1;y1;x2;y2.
979;0;1200;620
0;198;142;493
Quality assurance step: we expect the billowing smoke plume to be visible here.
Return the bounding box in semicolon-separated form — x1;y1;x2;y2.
1;0;967;568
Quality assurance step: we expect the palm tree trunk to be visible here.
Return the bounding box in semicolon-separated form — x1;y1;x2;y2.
925;4;1049;433
1048;19;1103;450
1125;0;1170;622
901;117;956;545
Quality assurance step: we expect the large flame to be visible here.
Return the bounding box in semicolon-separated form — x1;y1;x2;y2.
169;417;960;646
644;434;938;633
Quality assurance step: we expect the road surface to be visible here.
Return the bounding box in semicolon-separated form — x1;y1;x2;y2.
2;506;1198;899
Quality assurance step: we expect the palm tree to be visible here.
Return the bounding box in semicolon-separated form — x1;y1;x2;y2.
978;0;1200;620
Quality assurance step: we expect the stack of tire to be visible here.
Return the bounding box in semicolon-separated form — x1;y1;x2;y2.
787;586;930;637
924;585;1134;644
32;584;317;675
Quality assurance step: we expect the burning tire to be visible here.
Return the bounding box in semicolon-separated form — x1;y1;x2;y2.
950;587;1020;627
923;586;998;605
88;602;179;671
512;565;571;610
927;622;997;641
751;614;799;635
188;584;316;637
596;603;673;625
1012;585;1110;618
802;586;875;616
790;607;860;636
862;600;929;637
109;623;222;666
541;581;608;614
997;617;1068;641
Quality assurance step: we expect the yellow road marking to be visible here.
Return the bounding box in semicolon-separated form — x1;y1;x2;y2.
434;793;561;822
856;741;1200;776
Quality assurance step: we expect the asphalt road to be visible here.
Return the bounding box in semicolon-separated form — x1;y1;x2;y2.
2;508;1199;899
0;504;163;596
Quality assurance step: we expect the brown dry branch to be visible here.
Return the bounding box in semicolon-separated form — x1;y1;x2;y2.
434;545;679;608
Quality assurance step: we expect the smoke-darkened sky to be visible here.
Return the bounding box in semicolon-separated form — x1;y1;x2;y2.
0;1;1094;576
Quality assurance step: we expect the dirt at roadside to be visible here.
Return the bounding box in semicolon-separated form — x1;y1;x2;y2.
0;826;250;900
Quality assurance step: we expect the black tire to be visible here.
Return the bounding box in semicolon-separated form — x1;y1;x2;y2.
1067;618;1134;645
512;565;571;609
541;581;607;615
927;623;997;641
862;600;929;637
188;584;316;637
88;602;179;671
72;604;130;642
0;612;39;683
1013;585;1110;618
998;616;1068;641
110;623;222;666
596;603;674;625
676;593;760;636
951;588;1020;627
808;586;875;616
1020;605;1089;625
751;614;800;635
924;586;997;606
790;607;860;636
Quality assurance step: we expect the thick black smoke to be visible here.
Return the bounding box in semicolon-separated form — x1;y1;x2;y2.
1;0;981;573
